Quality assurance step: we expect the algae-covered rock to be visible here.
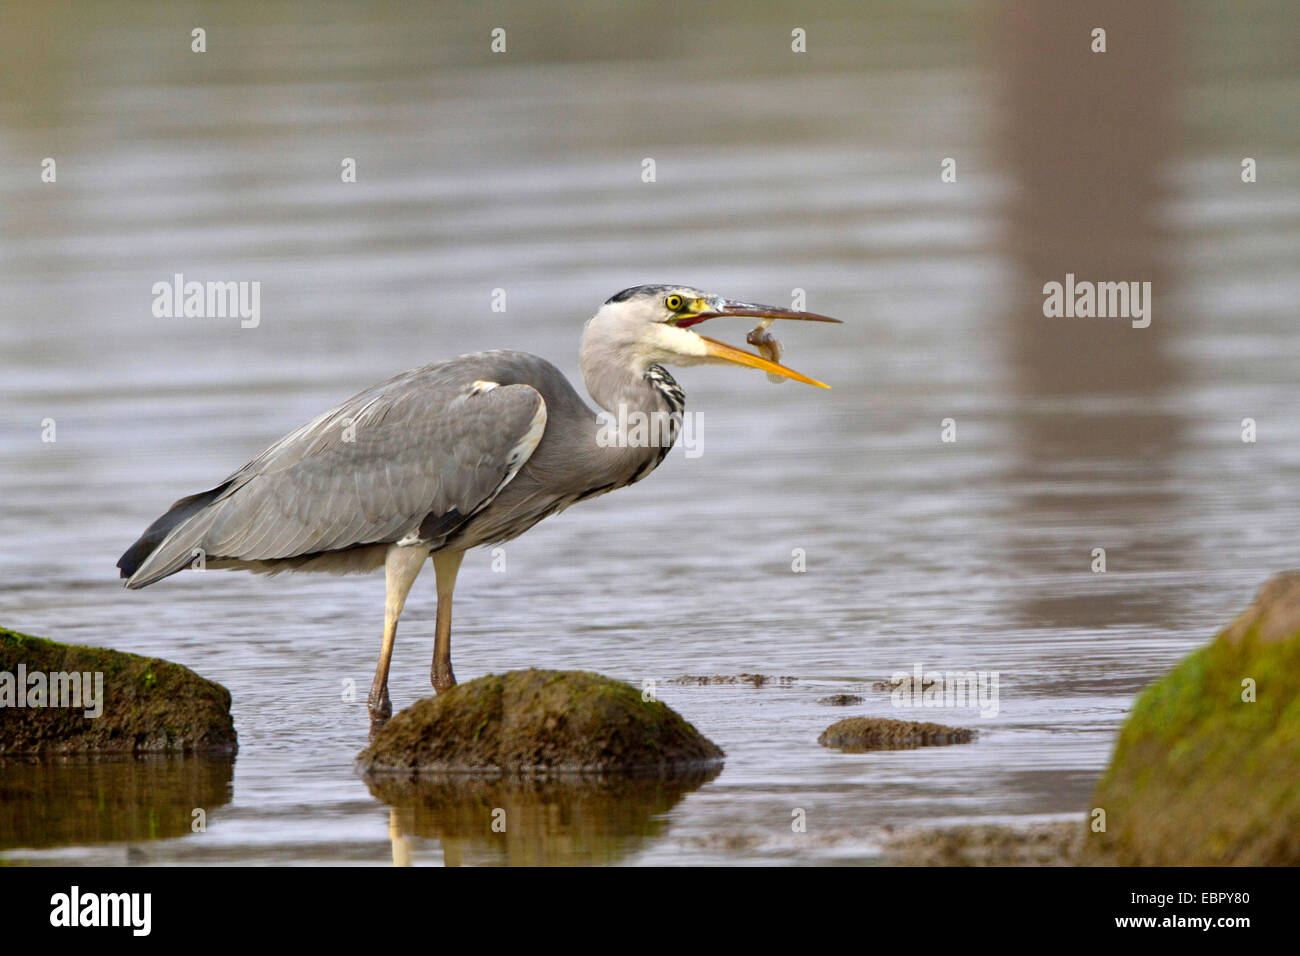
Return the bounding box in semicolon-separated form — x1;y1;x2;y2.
358;669;723;775
818;716;975;751
0;627;236;755
1085;572;1300;865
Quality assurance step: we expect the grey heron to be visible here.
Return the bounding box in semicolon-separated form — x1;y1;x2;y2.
117;285;840;724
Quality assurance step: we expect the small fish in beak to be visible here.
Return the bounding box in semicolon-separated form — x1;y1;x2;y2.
685;298;840;388
745;319;785;384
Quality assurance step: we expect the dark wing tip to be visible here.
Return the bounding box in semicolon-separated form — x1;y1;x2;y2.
114;481;232;588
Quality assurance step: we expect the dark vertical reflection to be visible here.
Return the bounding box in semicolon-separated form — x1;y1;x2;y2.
996;0;1190;626
366;770;718;866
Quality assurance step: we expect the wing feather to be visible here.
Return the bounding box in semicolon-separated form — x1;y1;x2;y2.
122;366;546;588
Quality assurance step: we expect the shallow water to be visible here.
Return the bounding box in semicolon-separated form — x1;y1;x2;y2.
1;1;1298;864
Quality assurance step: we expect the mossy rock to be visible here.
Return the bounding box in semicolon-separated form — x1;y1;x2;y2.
358;669;724;775
1085;572;1300;865
0;627;237;756
819;716;975;751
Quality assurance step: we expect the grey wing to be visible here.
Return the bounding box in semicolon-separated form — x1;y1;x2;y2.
120;373;546;588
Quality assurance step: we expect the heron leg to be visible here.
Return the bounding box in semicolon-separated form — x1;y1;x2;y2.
368;544;429;726
431;550;466;693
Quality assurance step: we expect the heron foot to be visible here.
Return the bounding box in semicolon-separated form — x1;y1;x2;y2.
368;685;392;724
432;661;456;694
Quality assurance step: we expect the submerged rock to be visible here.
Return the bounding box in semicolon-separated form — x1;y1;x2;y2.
883;822;1084;866
817;694;865;706
819;716;975;751
1086;572;1300;865
358;669;724;775
871;677;938;693
0;627;236;756
670;673;795;687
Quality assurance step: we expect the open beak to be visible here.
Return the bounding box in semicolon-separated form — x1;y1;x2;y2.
674;299;841;388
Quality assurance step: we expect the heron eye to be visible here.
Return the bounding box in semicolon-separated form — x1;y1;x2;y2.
665;294;684;311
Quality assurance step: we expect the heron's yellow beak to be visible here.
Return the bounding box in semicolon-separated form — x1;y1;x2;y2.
674;299;841;388
696;336;829;388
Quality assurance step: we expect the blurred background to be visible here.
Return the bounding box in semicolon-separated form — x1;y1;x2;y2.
0;0;1297;864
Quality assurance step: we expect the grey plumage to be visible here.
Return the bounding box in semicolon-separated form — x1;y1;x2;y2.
118;350;647;587
605;284;676;304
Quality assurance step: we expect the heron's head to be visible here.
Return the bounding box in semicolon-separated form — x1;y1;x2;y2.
583;284;840;388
